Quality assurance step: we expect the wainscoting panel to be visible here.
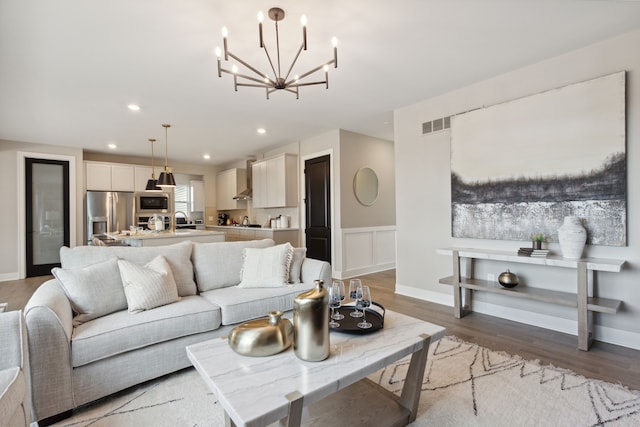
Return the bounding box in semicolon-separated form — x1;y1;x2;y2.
337;226;396;279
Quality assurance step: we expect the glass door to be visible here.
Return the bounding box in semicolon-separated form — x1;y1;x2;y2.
25;158;70;277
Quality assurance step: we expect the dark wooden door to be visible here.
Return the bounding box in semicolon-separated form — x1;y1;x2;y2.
25;158;70;277
304;155;331;262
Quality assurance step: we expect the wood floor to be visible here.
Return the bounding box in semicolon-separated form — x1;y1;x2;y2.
2;269;639;391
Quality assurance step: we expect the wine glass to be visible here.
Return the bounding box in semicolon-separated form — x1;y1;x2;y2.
332;280;346;320
357;286;372;329
349;279;363;318
328;282;341;328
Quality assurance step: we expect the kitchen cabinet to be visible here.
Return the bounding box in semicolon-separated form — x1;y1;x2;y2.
252;154;297;208
191;180;205;212
216;168;246;210
86;162;135;192
134;166;154;192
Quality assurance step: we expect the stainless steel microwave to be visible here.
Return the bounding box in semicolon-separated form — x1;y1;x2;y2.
135;192;170;213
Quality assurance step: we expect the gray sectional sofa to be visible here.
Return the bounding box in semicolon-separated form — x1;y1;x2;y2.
24;239;331;423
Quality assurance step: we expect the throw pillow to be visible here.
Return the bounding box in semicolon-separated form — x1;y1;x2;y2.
289;247;307;284
192;239;275;291
118;256;180;313
52;257;127;326
237;243;294;288
59;241;197;297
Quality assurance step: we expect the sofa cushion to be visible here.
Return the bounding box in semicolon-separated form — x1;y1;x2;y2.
59;241;197;296
52;257;127;326
70;296;221;368
0;367;27;427
200;282;315;325
118;256;180;313
289;248;307;284
192;239;275;292
237;243;293;288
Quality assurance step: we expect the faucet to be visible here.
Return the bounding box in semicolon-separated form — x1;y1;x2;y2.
172;211;189;232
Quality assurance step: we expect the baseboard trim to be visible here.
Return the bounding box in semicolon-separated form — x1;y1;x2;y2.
0;272;19;282
336;263;396;280
395;284;640;351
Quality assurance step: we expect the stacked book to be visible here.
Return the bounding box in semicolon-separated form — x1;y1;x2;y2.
517;248;550;258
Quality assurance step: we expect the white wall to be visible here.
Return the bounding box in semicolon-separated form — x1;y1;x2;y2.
394;29;640;349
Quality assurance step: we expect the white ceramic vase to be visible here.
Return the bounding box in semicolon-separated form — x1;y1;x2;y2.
558;216;587;259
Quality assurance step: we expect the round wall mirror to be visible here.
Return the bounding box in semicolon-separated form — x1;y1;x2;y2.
353;167;379;206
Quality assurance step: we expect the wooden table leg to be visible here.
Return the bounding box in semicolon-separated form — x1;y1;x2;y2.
398;334;432;422
577;262;592;351
279;391;304;427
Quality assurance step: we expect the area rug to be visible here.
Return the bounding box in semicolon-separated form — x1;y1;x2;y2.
51;336;640;427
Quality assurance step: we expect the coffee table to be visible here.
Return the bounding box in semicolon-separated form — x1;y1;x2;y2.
186;309;445;427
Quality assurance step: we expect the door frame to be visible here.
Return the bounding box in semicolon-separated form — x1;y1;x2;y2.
17;152;77;279
300;149;336;271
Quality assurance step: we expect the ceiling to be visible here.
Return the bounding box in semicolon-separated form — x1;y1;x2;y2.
2;1;640;167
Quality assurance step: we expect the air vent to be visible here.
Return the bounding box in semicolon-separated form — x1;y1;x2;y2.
422;115;451;135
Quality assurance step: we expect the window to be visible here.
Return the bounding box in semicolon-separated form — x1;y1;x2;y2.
174;184;189;214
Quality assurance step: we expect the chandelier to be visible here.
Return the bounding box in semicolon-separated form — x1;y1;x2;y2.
215;7;338;99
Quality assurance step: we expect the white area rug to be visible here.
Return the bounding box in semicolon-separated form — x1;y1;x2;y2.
51;336;640;426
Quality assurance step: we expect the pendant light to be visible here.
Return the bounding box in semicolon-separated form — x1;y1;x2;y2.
157;123;176;187
145;138;162;191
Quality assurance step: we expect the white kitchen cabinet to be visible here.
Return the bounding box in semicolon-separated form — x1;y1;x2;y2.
191;180;205;212
252;154;297;208
86;162;135;191
216;168;246;210
134;166;154;191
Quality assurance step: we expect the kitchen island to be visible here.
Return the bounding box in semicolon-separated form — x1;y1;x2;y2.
106;230;225;247
206;225;298;246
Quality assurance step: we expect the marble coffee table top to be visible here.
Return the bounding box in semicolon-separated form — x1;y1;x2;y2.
186;309;445;427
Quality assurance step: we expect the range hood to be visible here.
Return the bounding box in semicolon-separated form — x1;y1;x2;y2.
233;159;255;200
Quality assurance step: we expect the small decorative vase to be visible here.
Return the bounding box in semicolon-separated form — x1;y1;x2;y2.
558;216;587;259
228;310;293;357
293;279;329;362
498;269;519;288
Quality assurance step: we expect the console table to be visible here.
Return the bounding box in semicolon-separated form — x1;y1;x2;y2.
438;247;625;351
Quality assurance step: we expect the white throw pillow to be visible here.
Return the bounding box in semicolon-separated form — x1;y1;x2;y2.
289;247;307;284
237;243;294;288
52;257;127;326
118;256;180;313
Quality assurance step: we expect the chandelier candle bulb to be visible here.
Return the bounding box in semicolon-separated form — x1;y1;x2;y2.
301;15;307;50
332;37;338;67
258;12;264;47
222;27;229;60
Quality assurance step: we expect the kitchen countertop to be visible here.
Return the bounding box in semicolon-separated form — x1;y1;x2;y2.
107;230;225;241
205;225;299;231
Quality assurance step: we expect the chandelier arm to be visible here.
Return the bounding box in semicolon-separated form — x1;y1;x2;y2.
260;41;280;81
238;82;272;88
227;51;272;83
288;80;327;88
283;43;305;83
286;59;335;84
275;19;282;77
234;72;275;87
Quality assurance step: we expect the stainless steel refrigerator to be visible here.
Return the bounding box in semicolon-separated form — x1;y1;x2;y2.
86;191;135;245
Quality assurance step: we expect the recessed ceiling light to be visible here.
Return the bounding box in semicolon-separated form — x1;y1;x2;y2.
108;143;117;150
256;128;266;135
127;104;140;111
203;154;211;160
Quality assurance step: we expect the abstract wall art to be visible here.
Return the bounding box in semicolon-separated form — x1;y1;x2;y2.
450;72;626;246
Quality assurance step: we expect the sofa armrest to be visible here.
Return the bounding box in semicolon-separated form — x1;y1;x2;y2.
24;279;75;421
0;310;26;371
300;257;332;285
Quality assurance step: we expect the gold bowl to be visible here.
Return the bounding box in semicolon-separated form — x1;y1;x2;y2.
228;310;293;357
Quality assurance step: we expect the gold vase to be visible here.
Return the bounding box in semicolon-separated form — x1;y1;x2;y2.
228;310;293;357
293;279;329;361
